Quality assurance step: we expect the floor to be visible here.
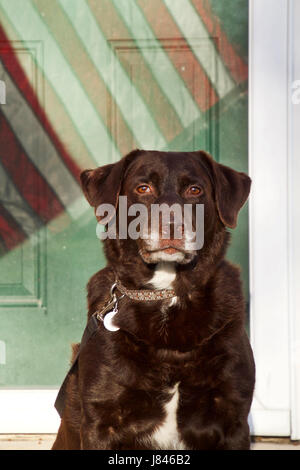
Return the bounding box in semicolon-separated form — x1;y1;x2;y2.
0;434;299;450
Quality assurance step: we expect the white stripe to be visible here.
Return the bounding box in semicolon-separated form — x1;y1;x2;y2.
59;0;167;151
0;60;83;219
0;163;41;236
151;383;184;449
0;0;120;164
163;0;235;98
112;0;201;128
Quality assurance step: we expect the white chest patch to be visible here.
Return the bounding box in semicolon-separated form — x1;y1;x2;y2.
148;262;176;290
151;382;185;450
148;262;178;308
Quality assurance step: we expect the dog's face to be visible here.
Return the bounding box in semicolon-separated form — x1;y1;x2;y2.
80;150;251;266
121;151;213;265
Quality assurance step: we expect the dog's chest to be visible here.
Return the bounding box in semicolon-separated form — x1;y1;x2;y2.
145;265;184;448
147;383;185;450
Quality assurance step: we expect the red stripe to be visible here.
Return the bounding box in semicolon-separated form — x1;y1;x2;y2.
0;203;26;251
137;0;218;111
0;112;65;223
190;0;248;84
0;24;82;182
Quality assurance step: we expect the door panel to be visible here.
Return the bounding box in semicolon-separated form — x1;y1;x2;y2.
110;38;217;154
0;0;249;396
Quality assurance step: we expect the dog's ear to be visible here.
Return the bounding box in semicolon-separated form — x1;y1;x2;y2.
197;151;251;229
80;149;142;213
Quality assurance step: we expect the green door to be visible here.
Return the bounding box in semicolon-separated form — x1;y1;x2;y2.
0;0;248;407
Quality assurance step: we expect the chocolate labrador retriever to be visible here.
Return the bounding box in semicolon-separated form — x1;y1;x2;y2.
52;150;255;450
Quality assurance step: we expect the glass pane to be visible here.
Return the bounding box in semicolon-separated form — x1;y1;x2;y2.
0;0;248;386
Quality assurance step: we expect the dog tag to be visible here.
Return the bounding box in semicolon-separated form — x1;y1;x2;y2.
103;308;120;332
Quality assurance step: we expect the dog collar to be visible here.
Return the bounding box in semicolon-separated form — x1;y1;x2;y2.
116;280;176;301
96;282;177;332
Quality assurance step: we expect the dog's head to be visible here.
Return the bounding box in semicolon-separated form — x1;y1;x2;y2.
80;150;251;266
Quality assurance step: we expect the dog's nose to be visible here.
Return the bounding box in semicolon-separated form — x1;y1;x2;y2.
161;221;184;240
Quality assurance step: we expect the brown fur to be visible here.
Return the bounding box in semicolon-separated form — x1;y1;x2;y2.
52;150;255;450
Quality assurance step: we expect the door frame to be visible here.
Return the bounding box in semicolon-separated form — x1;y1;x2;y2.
249;0;300;439
1;0;300;437
288;0;300;441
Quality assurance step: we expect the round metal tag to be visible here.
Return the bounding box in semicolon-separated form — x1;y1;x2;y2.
103;309;120;332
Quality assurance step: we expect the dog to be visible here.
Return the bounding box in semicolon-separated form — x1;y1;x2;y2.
52;149;255;450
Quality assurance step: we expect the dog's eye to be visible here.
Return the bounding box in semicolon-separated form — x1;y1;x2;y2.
136;184;152;194
186;186;202;196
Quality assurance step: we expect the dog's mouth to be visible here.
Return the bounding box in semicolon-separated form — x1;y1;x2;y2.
139;241;196;264
159;246;182;255
147;244;185;255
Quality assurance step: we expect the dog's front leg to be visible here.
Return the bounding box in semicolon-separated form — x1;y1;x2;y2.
80;419;119;450
80;412;122;450
79;401;128;450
